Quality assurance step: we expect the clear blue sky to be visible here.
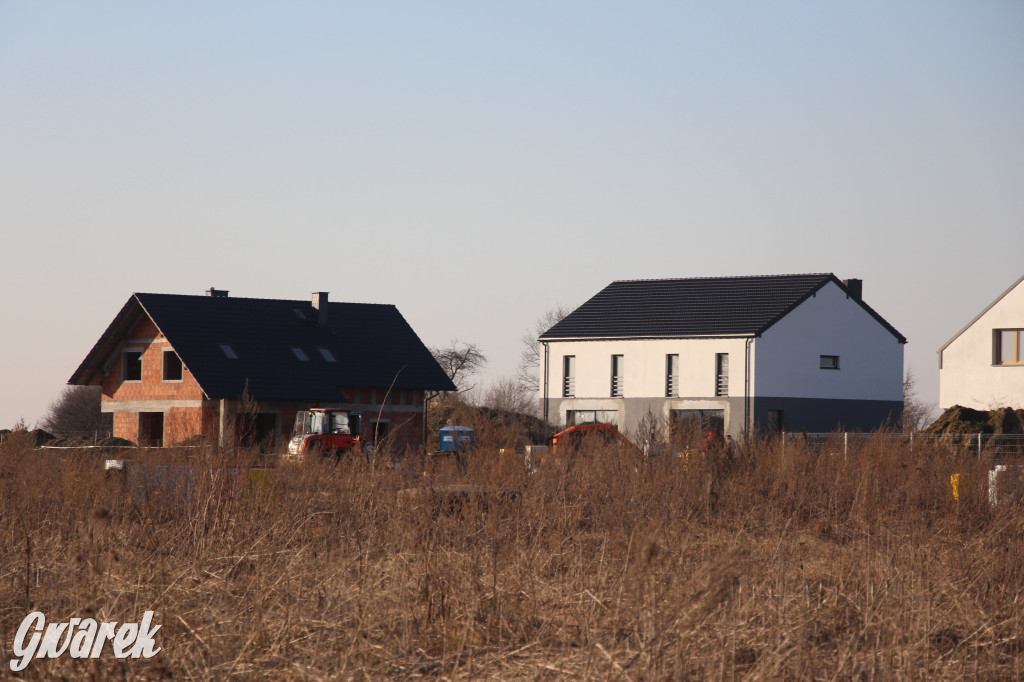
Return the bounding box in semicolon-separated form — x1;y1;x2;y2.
2;1;1022;428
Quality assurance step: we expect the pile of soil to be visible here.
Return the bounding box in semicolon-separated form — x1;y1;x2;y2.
924;405;1024;436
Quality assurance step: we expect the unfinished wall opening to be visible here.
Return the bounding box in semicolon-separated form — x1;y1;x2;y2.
124;350;143;382
235;412;278;448
138;412;164;447
163;350;183;381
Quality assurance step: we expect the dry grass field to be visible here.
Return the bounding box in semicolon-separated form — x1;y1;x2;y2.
1;428;1023;680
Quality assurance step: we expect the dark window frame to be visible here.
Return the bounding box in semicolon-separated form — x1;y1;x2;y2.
715;353;729;397
820;355;840;370
995;329;1024;365
666;354;679;398
562;355;576;397
610;354;624;397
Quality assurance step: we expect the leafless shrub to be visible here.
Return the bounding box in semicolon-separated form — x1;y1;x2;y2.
39;385;112;441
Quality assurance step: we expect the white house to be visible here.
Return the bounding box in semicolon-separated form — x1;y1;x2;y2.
538;274;906;439
939;274;1024;410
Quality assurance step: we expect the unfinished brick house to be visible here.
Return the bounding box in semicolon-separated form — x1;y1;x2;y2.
69;289;455;451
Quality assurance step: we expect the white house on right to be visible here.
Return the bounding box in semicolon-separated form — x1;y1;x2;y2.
939;274;1024;410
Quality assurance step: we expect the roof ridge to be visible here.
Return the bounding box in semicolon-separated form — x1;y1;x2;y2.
609;273;833;284
134;292;394;307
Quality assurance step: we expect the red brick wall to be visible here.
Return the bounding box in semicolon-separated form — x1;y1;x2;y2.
102;317;205;404
104;317;207;444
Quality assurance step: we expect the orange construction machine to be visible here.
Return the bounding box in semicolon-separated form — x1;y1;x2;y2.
287;408;362;458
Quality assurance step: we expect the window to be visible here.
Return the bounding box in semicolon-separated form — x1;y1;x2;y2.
162;350;183;381
219;344;238;359
715;353;729;397
610;354;624;397
318;348;337;362
291;347;310;362
566;410;619;427
562;356;575;397
666;354;679;398
124;351;143;382
670;409;724;441
820;355;840;370
996;330;1024;365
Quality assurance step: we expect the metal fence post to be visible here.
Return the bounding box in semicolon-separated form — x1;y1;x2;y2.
977;433;982;460
844;432;848;458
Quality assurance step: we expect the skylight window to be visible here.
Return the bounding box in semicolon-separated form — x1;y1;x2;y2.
293;308;306;320
318;348;337;362
291;347;310;362
220;344;238;359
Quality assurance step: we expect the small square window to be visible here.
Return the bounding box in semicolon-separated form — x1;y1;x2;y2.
820;355;840;370
318;348;336;362
291;347;310;362
220;344;238;359
163;350;183;381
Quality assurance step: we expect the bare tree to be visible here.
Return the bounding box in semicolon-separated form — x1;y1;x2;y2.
483;375;536;415
516;304;572;395
901;369;934;432
430;339;487;394
40;385;110;440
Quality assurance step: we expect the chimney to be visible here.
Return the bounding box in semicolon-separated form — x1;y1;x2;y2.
311;292;329;325
842;278;862;301
206;287;229;298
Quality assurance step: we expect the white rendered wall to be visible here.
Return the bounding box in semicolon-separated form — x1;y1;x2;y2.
940;278;1024;410
753;281;904;401
541;337;749;401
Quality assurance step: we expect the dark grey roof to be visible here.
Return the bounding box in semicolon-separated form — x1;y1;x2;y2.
540;273;906;343
70;293;456;400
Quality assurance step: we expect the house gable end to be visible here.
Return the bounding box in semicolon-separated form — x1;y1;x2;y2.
938;273;1024;358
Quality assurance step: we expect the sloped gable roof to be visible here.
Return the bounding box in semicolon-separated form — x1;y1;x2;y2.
540;273;906;343
70;293;456;400
938;273;1024;354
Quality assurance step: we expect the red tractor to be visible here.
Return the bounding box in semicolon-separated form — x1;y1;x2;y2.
287;408;362;459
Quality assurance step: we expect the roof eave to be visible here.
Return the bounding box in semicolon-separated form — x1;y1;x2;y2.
538;333;757;343
938;273;1024;354
68;295;145;386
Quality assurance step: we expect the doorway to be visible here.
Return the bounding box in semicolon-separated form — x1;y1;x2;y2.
139;412;164;447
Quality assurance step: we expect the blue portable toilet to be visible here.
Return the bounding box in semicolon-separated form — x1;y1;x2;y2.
439;426;474;453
